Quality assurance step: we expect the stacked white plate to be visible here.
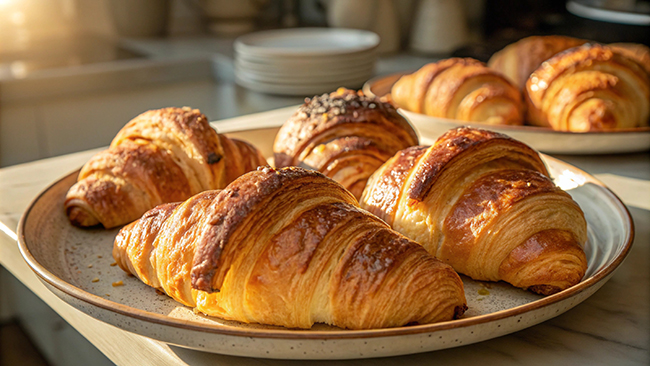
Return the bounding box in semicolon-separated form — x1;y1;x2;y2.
234;28;380;96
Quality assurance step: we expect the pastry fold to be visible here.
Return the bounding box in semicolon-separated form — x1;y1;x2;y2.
65;107;266;228
488;35;587;90
274;88;418;199
391;58;524;125
525;44;650;131
360;127;588;295
609;43;650;74
113;167;467;329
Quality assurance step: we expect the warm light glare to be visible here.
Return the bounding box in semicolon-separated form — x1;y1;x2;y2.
0;0;14;8
0;221;17;242
10;10;25;26
13;28;31;48
10;61;27;78
554;169;587;190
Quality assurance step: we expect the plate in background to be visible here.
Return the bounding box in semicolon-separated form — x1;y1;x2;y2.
234;28;380;57
363;73;650;155
235;73;372;96
18;125;634;360
234;28;378;96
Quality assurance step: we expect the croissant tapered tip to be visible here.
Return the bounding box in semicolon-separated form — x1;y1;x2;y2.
454;304;468;319
66;206;101;228
528;285;562;296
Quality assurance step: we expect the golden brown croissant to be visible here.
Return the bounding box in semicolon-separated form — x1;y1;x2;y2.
360;127;588;295
113;167;467;330
609;42;650;75
65;107;267;229
273;88;418;199
525;44;650;131
488;35;587;90
391;58;525;126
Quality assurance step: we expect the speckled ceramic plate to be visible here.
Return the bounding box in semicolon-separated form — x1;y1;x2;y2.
17;127;634;360
363;73;650;155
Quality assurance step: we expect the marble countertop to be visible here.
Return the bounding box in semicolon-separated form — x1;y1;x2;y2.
0;106;648;365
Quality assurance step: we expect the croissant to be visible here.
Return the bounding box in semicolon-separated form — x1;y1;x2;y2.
525;44;650;131
360;127;588;295
488;35;587;90
65;107;267;229
391;58;525;126
609;42;650;75
113;167;467;330
273;88;418;199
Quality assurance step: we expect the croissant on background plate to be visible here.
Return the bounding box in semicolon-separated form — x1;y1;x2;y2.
65;107;267;229
609;43;650;74
390;58;525;126
273;88;418;199
525;44;650;131
487;35;587;90
488;36;650;90
113;167;467;330
360;127;588;295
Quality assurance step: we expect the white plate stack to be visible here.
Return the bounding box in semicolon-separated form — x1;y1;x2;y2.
234;28;380;96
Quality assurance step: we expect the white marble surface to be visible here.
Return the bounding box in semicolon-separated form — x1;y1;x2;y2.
0;108;648;365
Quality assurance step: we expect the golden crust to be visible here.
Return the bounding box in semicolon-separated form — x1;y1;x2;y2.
273;88;418;199
66;139;193;227
360;145;428;224
65;107;268;229
499;229;587;295
525;44;650;131
360;126;588;295
393;59;483;114
488;35;587;89
190;167;346;292
113;166;467;329
218;135;267;184
609;42;650;75
406;127;549;202
112;201;182;288
391;58;524;125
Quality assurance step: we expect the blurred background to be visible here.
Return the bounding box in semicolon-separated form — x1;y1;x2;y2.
1;0;648;168
0;0;648;365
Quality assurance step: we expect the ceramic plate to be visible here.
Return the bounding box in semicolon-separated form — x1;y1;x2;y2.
235;66;374;86
235;49;376;66
363;73;650;155
235;73;371;96
18;126;634;360
234;59;375;79
234;28;380;57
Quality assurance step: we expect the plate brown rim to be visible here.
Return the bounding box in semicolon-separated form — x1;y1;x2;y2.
16;152;635;340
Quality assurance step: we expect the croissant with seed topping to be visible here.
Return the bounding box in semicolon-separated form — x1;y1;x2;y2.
274;88;418;199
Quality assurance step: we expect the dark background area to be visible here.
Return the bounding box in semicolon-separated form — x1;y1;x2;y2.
454;0;649;61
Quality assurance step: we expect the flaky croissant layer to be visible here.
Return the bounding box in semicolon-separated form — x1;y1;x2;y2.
361;127;588;295
113;167;467;330
391;58;525;126
65;107;267;229
487;35;587;90
525;44;650;131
